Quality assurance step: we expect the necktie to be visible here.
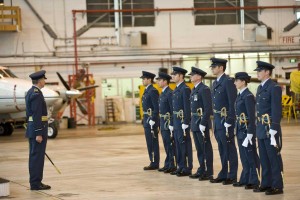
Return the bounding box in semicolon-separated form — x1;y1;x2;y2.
258;85;262;91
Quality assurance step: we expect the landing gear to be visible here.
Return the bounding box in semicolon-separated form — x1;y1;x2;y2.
48;120;58;139
0;124;5;136
0;123;14;136
5;123;14;135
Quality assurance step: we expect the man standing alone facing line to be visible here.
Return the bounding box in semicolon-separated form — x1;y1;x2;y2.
140;71;160;170
25;70;51;190
209;58;238;185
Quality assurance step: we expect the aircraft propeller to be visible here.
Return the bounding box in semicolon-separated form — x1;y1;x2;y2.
56;72;98;115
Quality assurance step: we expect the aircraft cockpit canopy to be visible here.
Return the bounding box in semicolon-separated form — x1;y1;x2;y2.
0;68;18;78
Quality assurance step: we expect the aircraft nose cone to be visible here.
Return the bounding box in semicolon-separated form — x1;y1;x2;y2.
66;89;83;98
42;87;60;105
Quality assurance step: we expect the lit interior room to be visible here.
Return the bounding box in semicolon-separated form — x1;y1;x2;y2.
0;0;300;199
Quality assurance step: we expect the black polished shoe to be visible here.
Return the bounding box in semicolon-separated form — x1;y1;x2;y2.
31;183;51;190
189;173;201;179
265;188;283;195
253;186;272;192
210;177;226;183
164;167;177;173
177;171;191;177
245;184;259;190
199;175;213;181
170;170;180;175
233;182;245;187
158;167;167;172
222;179;237;185
143;165;159;170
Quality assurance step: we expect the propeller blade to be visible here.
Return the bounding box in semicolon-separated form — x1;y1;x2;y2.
77;85;99;91
56;72;71;90
76;99;88;115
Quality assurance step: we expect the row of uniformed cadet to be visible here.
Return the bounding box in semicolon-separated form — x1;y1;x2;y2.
140;58;284;195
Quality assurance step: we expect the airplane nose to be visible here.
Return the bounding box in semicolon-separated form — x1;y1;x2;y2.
42;87;60;105
43;87;60;97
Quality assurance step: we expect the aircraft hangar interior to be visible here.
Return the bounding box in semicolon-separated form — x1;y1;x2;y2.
0;0;300;199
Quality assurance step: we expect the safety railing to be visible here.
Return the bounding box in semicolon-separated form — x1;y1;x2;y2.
0;6;22;31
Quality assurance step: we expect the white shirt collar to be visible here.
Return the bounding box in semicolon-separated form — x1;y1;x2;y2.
239;87;247;95
33;85;41;90
217;73;225;82
261;78;270;87
194;82;201;88
145;84;151;90
176;81;183;87
162;86;168;92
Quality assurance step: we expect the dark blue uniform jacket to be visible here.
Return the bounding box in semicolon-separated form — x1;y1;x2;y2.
172;82;191;130
25;86;48;138
190;82;212;132
159;86;173;130
235;88;256;139
142;84;159;128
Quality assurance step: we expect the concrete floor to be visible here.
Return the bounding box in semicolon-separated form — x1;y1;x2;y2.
0;120;299;200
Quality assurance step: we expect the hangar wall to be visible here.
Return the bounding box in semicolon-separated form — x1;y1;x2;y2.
0;0;299;122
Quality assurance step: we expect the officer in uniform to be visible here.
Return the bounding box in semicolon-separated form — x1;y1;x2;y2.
169;67;193;176
233;72;260;189
188;67;214;181
209;58;238;185
25;70;51;190
156;72;177;173
253;61;284;195
140;71;160;170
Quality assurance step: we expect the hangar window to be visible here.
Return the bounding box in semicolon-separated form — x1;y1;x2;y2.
86;0;155;27
194;0;258;25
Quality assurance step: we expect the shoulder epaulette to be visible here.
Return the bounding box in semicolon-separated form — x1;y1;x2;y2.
34;88;40;93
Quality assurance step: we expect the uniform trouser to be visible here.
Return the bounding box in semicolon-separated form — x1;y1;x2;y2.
144;127;160;167
161;130;176;169
192;130;214;176
28;137;47;188
214;128;238;180
237;137;260;185
174;128;193;173
258;138;283;189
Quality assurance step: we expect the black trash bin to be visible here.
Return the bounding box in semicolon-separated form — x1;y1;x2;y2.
68;117;77;129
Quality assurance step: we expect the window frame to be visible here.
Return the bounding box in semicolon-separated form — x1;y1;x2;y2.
86;0;155;27
194;0;258;26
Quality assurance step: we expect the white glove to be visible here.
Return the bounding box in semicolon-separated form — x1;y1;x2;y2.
269;129;277;147
182;124;189;130
199;124;206;137
169;125;174;132
149;120;155;126
242;133;253;147
224;122;231;128
199;124;206;132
